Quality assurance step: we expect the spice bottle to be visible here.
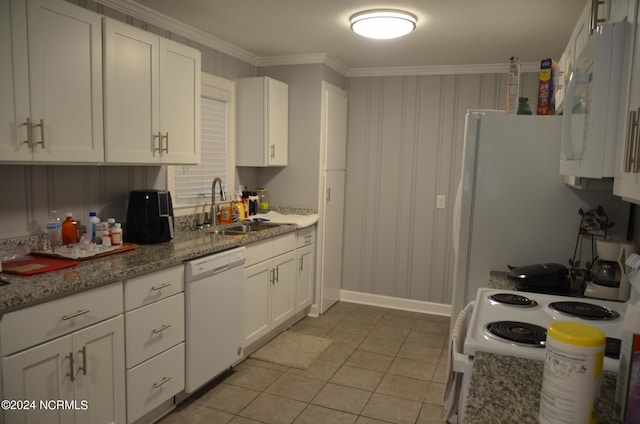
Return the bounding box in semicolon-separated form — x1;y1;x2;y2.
61;212;78;246
110;223;123;246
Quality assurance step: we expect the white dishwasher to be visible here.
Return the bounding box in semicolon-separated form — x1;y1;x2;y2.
184;246;246;393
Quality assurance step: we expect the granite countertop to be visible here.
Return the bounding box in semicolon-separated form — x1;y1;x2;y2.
464;352;618;423
0;224;298;315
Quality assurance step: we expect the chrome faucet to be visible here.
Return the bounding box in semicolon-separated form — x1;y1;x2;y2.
210;177;226;228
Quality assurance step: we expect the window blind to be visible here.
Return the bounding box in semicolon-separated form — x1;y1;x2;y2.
174;95;228;205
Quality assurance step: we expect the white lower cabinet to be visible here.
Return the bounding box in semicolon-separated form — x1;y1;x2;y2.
1;281;125;424
296;227;315;313
123;265;185;424
3;315;126;424
243;233;297;346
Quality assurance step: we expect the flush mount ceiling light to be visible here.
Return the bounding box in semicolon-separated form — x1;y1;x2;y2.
350;9;417;39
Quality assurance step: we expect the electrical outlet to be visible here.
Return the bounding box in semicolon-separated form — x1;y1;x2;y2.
436;195;446;209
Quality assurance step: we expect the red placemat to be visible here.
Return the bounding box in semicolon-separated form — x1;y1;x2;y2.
2;256;80;275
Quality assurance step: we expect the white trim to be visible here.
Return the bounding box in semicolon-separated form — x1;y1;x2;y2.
93;0;542;77
339;290;452;317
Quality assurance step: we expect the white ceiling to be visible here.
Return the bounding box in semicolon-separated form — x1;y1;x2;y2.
107;0;586;73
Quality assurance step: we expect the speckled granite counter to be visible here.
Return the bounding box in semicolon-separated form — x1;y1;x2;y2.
488;270;517;290
464;352;618;423
0;224;297;314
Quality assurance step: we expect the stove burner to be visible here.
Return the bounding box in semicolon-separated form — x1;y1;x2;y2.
605;337;621;360
548;301;620;320
489;293;538;307
485;321;546;347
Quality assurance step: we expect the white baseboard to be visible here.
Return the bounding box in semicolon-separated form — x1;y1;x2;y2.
339;290;451;317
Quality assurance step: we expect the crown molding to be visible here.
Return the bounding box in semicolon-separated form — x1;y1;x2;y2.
93;0;541;78
94;0;260;66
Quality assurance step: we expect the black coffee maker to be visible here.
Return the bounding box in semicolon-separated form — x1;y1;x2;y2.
126;190;174;244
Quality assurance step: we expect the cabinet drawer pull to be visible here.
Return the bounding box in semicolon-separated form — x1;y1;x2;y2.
78;346;87;376
162;132;169;154
153;132;162;153
62;309;91;320
152;323;172;334
270;143;276;159
304;235;313;244
153;376;172;388
151;282;172;291
299;257;304;272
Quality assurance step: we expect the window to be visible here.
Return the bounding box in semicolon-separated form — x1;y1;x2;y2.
167;73;236;215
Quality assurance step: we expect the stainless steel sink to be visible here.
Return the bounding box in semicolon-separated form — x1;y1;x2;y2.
212;221;282;235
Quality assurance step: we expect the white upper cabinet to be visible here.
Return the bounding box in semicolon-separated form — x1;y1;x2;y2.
0;0;104;163
237;77;289;167
614;0;640;203
104;18;201;165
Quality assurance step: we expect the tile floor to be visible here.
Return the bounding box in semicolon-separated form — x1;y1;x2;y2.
159;301;450;424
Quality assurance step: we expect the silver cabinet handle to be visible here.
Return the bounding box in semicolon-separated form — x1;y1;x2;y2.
162;132;169;154
33;119;44;148
326;187;331;202
270;268;275;285
270;143;275;159
631;108;640;174
62;309;90;320
153;132;162;153
299;257;304;272
624;110;636;172
21;117;32;147
67;352;75;382
152;323;172;334
304;234;313;244
151;282;171;291
153;376;172;389
78;346;87;376
275;266;279;283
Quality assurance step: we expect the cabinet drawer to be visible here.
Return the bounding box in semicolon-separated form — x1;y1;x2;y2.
124;265;184;311
245;238;273;268
127;343;185;424
297;227;315;247
1;282;123;356
273;232;296;256
125;293;184;368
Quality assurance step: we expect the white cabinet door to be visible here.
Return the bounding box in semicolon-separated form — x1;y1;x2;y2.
322;82;348;171
3;316;125;424
319;171;345;314
104;18;200;165
158;38;201;165
296;243;314;312
103;18;158;164
1;0;103;163
73;316;126;424
243;261;272;346
237;77;289;167
614;0;640;202
3;336;75;424
271;251;297;328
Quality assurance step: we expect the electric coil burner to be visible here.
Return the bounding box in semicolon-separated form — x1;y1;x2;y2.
548;301;620;320
489;293;538;307
485;321;547;347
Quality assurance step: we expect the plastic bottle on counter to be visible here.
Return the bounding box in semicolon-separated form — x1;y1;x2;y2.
257;188;270;213
102;229;111;247
539;322;605;424
110;223;123;246
47;210;62;251
61;212;78;246
107;218;116;232
89;212;100;243
615;300;640;423
242;192;250;219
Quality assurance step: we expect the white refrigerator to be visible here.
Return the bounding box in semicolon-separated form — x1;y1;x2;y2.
451;110;630;322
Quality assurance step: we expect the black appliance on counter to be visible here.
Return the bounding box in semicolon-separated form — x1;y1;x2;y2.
126;190;174;244
507;263;571;295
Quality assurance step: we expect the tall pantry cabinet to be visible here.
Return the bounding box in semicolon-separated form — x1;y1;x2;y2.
0;0;104;163
317;82;348;314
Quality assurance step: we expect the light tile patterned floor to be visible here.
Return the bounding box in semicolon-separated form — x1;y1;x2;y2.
159;301;450;424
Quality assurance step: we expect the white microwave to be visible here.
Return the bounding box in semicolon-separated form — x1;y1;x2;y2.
560;22;627;179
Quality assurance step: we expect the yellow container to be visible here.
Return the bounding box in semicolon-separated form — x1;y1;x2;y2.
540;322;605;424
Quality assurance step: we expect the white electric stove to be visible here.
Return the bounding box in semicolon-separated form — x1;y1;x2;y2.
464;287;627;372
